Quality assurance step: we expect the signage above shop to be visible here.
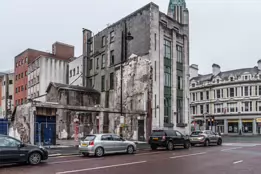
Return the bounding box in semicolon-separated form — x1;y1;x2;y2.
256;118;261;123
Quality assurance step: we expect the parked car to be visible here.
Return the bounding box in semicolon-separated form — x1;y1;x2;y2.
148;130;191;150
189;130;222;146
79;133;137;157
0;134;48;165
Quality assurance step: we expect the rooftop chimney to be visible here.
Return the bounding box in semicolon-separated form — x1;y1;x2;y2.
189;64;198;79
212;63;221;76
258;60;261;70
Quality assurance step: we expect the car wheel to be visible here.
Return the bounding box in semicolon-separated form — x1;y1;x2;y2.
217;138;222;146
127;145;134;154
167;142;174;150
151;144;158;150
204;139;210;147
95;147;104;157
184;141;190;149
28;152;42;165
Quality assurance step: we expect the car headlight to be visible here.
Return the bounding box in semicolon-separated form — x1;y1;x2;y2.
198;136;204;140
39;146;47;151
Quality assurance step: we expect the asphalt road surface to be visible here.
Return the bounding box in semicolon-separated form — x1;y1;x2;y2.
1;144;261;174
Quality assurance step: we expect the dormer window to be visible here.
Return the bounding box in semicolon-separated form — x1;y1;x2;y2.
244;76;248;80
217;79;220;83
259;74;261;79
192;83;195;87
230;77;234;81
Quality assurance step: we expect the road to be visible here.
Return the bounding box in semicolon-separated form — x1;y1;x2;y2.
1;144;261;174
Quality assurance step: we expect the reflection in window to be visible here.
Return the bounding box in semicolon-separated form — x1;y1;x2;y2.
0;137;20;147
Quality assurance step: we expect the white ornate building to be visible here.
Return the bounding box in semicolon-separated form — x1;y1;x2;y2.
190;61;261;135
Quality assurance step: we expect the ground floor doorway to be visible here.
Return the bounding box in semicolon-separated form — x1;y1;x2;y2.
35;116;56;145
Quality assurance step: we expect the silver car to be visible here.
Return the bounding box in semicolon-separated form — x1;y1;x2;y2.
79;133;137;157
189;130;222;147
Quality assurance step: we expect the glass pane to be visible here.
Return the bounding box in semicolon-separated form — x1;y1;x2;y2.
84;135;96;141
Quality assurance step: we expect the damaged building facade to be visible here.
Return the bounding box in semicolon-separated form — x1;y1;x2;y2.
82;1;191;138
10;82;101;145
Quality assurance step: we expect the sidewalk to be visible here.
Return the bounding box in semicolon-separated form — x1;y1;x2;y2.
47;140;150;157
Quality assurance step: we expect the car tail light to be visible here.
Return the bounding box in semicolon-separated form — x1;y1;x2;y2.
89;141;94;146
162;135;166;141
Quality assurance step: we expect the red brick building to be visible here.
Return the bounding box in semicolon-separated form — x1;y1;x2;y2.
14;42;74;106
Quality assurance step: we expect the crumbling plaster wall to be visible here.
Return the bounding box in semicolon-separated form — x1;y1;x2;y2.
9;103;34;144
108;54;152;139
46;87;100;139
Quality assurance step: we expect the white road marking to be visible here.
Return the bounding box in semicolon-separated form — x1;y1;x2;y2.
56;161;147;174
223;143;261;147
135;152;163;156
233;160;243;164
48;158;103;165
49;153;62;157
170;152;207;159
221;147;242;152
52;155;80;158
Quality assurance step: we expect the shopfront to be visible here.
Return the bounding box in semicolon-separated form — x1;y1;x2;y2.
256;118;261;134
228;120;238;133
242;119;253;133
216;120;224;133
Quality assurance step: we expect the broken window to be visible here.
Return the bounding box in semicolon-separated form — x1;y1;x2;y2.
102;36;106;47
110;72;114;90
110;50;114;66
110;31;115;43
102;54;106;68
101;75;105;92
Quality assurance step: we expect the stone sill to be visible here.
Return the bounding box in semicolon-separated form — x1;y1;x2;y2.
164;123;174;128
176;123;188;128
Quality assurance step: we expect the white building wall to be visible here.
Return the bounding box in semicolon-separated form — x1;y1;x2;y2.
1;72;14;118
69;55;83;86
149;6;190;134
149;5;160;129
28;56;68;102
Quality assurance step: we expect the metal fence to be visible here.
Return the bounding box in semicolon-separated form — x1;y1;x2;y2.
35;122;56;146
0;119;8;135
34;121;148;146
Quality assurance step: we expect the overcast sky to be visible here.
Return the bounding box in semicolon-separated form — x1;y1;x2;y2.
1;0;261;74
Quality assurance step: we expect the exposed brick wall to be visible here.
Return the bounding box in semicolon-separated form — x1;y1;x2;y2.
52;42;74;60
14;42;75;106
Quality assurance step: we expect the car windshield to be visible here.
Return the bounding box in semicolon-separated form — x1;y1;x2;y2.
151;131;165;136
84;135;96;141
191;131;203;136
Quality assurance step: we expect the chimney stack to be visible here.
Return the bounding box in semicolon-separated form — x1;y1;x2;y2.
257;60;261;70
212;64;221;76
189;64;198;79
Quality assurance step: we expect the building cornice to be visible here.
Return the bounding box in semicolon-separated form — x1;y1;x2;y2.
190;79;261;91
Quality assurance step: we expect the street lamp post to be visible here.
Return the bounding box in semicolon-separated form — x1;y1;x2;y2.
120;21;133;137
120;21;134;117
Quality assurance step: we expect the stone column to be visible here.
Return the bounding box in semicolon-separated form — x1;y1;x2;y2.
92;112;98;134
253;118;257;135
238;118;242;134
99;112;104;133
224;119;228;135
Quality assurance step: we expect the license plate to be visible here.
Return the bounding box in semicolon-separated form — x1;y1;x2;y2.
153;138;158;140
81;143;88;147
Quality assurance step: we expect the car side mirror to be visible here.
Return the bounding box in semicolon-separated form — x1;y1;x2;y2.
18;143;25;148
